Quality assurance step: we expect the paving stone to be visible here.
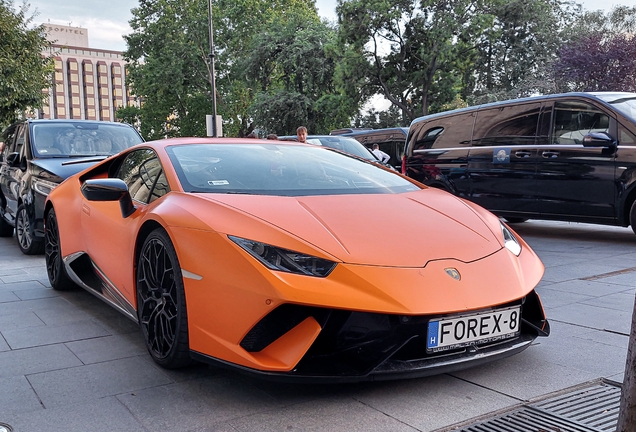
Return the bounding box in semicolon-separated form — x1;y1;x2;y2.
1;396;147;432
0;311;45;332
0;344;82;378
0;280;46;291
228;396;420;432
116;375;283;431
64;334;148;364
350;374;519;431
0;375;43;415
27;356;173;408
548;302;632;335
0;291;20;303
13;288;60;301
3;320;111;349
451;348;601;401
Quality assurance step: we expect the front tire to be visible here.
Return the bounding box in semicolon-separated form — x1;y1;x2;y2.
45;209;75;290
16;204;44;254
137;228;191;369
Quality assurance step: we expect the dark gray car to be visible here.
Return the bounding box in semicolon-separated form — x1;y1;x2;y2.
0;119;144;254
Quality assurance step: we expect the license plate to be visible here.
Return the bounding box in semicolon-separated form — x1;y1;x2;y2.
426;306;521;353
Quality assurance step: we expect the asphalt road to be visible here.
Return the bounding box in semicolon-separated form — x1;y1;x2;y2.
0;219;634;431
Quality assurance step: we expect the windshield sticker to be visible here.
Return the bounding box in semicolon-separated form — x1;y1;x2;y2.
208;180;230;186
493;148;511;164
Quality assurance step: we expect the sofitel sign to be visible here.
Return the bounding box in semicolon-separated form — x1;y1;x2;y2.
42;23;89;48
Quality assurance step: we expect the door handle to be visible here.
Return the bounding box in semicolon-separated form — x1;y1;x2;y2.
514;151;532;158
542;151;560;158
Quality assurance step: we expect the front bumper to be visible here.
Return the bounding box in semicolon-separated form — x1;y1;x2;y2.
191;290;549;383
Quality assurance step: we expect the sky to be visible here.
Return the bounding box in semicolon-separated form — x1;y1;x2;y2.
29;0;635;52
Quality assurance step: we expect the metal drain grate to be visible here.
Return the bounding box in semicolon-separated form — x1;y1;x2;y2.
441;379;622;432
532;381;621;431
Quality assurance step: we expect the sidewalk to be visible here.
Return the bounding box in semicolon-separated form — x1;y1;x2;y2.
0;220;633;431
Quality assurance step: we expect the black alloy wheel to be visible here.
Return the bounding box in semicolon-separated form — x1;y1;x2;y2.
44;209;75;290
137;228;191;369
16;204;44;254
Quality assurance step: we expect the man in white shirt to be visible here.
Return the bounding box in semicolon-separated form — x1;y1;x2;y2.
371;144;390;163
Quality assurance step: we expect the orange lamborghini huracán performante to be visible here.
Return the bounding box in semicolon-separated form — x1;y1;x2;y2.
44;137;549;382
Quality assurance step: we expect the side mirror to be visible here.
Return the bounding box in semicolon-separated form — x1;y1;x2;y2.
582;132;616;148
81;178;136;218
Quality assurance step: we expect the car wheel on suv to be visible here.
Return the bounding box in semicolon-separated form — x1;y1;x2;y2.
15;204;44;255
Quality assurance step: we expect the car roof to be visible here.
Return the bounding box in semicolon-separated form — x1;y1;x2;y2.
26;119;134;127
408;91;636;126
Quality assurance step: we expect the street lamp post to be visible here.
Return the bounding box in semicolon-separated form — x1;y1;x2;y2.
207;0;218;137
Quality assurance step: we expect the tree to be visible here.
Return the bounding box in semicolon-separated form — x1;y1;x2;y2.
123;0;320;139
244;13;356;135
553;6;636;93
0;0;54;129
336;0;493;123
470;0;578;104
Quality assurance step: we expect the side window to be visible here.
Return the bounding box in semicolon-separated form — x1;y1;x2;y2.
116;149;170;204
472;103;541;146
552;101;610;144
1;124;18;158
618;122;636;145
14;126;26;157
408;112;475;153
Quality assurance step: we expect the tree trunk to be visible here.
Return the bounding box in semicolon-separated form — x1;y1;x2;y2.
617;294;636;431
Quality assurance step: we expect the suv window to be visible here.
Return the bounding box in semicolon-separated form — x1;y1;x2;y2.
552;101;610;144
408;112;474;152
619;122;636;145
472;103;541;146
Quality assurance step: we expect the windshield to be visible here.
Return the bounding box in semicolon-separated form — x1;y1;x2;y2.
31;122;143;158
167;143;419;196
595;93;636;122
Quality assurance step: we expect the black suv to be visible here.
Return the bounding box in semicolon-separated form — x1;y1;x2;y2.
330;127;408;171
0;119;144;254
405;92;636;232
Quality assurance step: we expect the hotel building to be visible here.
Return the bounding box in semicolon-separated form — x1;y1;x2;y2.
39;24;136;121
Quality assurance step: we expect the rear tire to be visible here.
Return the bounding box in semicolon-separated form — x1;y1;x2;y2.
137;228;191;369
16;204;44;254
45;209;75;290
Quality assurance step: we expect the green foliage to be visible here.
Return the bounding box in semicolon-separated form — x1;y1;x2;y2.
552;6;636;93
470;0;578;104
244;13;356;134
336;0;494;122
124;0;323;139
0;0;54;129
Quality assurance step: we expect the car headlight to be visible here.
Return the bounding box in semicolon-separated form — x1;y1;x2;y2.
32;178;60;197
501;223;521;256
229;236;337;277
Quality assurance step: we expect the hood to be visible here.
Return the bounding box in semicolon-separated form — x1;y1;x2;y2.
202;189;503;267
30;157;107;181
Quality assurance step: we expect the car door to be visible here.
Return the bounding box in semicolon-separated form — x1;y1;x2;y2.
0;123;27;224
466;102;542;214
405;111;475;196
80;148;170;303
533;99;617;220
